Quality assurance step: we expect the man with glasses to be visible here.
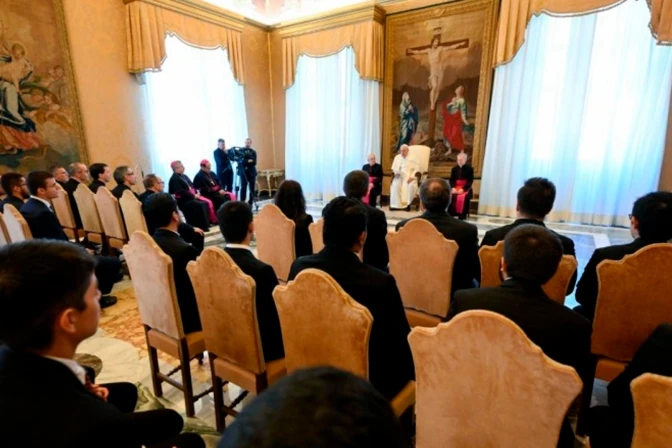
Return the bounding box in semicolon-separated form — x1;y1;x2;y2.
0;172;29;212
111;166;138;199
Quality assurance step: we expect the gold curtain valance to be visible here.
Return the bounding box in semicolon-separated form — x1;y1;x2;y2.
125;0;245;84
495;0;672;66
281;6;385;89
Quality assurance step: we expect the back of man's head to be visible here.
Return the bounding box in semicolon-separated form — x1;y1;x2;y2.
143;174;159;190
503;224;562;285
218;201;252;244
143;193;178;229
1;172;23;196
0;240;96;351
419;178;451;213
322;197;367;249
89;163;107;181
343;170;369;200
26;171;53;196
113;166;129;186
632;191;672;242
517;178;556;220
218;367;406;448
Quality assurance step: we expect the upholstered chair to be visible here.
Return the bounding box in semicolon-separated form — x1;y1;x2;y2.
273;268;415;417
407;145;431;211
187;247;286;431
254;204;295;281
123;231;208;417
631;373;672;448
2;204;32;242
52;183;85;242
478;241;503;288
0;212;11;246
95;187;128;251
73;183;105;245
542;256;577;304
409;310;582;448
387;219;458;326
308;218;324;254
119;189;148;237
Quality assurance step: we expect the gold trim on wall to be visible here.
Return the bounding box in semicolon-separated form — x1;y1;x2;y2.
382;0;498;178
124;0;247;32
277;4;385;37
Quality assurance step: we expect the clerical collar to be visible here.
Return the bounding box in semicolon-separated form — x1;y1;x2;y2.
30;195;52;209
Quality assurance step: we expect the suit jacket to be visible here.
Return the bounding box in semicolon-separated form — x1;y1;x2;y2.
225;247;284;361
89;179;106;194
396;211;479;296
21;198;68;241
0;346;145;448
450;164;474;200
288;246;414;399
362;202;389;270
139;191;204;251
64;178;83;228
241;147;257;177
481;218;577;294
111;184;138;200
152;229;202;333
213;148;233;181
293;213;314;258
362;163;383;192
193;170;223;196
575;238;657;319
0;194;25;213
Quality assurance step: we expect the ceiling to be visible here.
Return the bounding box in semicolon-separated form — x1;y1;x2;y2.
203;0;368;25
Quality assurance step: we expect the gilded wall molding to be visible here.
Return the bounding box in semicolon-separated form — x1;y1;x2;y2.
124;0;247;32
277;4;385;38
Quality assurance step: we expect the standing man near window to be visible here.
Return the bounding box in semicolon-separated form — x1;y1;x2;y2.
239;137;257;206
214;138;233;193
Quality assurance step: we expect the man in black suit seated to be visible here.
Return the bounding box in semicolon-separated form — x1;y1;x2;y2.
0;172;28;212
20;171;121;308
144;193;202;333
64;162;90;229
111;165;139;200
288;197;414;400
168;161;210;230
481;177;577;294
574;191;672;320
88;163;112;193
396;177;480;298
0;240;205;448
140;174;204;251
362;153;383;208
448;224;592;448
193;159;229;212
50;164;69;188
343;170;388;271
217;201;284;362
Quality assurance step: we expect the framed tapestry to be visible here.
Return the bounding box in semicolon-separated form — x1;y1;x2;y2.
0;0;87;173
383;0;497;177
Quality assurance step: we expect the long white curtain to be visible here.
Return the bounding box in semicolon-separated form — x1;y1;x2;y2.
479;0;672;226
285;47;381;201
144;35;249;183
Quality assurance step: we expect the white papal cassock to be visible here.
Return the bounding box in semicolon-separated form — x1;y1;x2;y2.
390;153;419;209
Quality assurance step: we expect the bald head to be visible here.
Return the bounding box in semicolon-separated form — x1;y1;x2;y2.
419;178;451;213
68;162;90;183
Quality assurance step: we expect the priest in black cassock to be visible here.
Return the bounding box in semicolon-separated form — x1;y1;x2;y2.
168;160;211;230
362;153;383;207
193;159;229;213
449;152;474;220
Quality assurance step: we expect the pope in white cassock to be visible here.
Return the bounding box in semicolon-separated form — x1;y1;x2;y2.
390;144;419;210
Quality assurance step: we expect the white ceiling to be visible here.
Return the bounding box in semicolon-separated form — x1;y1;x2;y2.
204;0;368;25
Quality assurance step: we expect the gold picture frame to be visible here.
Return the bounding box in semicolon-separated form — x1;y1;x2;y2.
382;0;498;177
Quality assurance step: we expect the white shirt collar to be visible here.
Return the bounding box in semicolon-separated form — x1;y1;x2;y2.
226;243;254;253
30;195;52;210
44;356;87;384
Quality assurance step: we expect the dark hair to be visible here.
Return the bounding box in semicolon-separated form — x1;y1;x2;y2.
322;196;367;249
143;174;160;190
274;180;307;221
0;241;96;351
89;163;108;181
1;172;24;195
517;178;556;219
113;166;129;185
26;171;53;195
419;178;451;213
218;367;406;448
218;201;252;243
218;138;224;144
632;191;672;242
143;193;177;229
49;164;65;175
503;224;562;285
343;170;369;200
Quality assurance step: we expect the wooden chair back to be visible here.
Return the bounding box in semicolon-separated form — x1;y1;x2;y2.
73;183;104;243
95;187;127;248
119;190;148;236
308;218;324;254
0;212;10;246
255;204;296;281
3;204;32;242
631;373;672;448
478;241;504;288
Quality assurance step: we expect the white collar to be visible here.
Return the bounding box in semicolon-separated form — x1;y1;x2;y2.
30;195;52;209
44;356;87;384
226;243;253;253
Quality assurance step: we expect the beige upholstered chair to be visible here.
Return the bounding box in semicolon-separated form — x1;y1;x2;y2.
308;218;324;254
3;204;32;242
542;256;578;304
254;204;296;281
273;268;415;417
631;373;672;448
407;145;431;210
123;231;207;417
387;219;458;326
0;212;11;246
409;310;582;448
52;183;85;242
73;183;104;245
187;247;286;431
95;187;128;250
592;243;672;381
119;190;148;237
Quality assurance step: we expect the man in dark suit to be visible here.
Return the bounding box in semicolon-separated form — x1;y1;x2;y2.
481;177;577;294
343;170;389;271
88;163;112;193
111;166;139;200
214;138;234;192
64;162;90;229
396;177;480;298
193;159;228;212
239;138;257;205
0;240;205;448
217;201;284;362
575;191;672;320
448;224;591;448
362;154;383;208
20;171;121;308
144;193;202;334
0;172;28;212
50;164;69;188
288;197;414;400
168;160;211;230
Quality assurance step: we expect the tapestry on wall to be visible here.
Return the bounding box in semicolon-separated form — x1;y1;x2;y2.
383;0;497;177
0;0;86;173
